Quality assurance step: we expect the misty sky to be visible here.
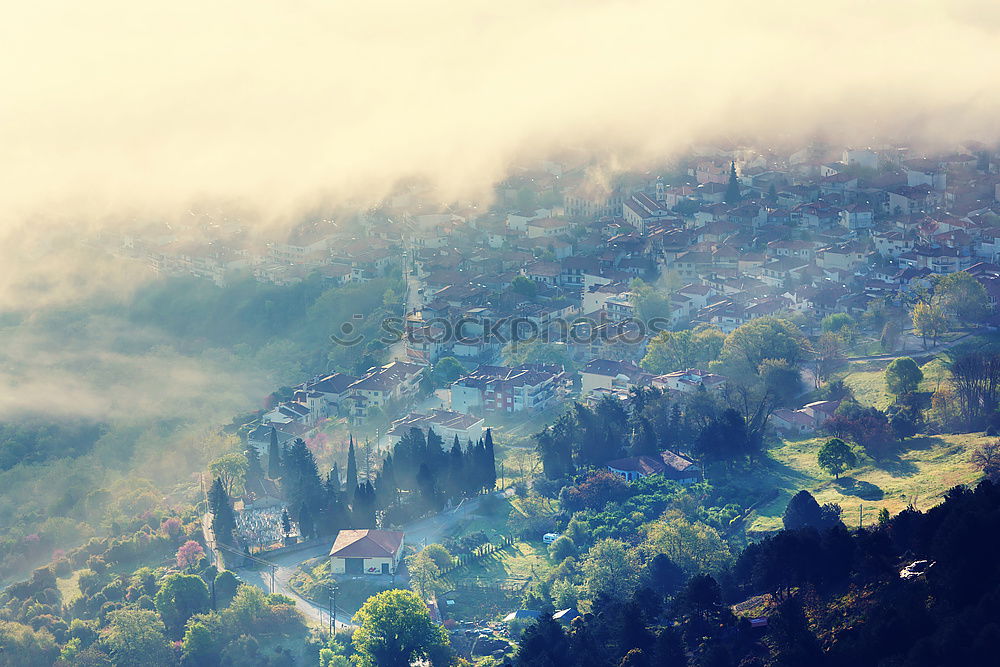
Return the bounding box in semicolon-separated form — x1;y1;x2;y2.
2;0;1000;233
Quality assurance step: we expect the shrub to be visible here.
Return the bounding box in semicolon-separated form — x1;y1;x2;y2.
548;536;577;562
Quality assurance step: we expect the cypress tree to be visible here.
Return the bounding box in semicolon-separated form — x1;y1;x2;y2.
245;446;264;487
281;508;291;537
325;467;340;504
426;427;445;470
447;436;464;501
380;454;399;507
208;477;236;545
298;501;314;539
416;463;441;511
483;428;497;492
724;160;741;204
352;482;376;528
346;435;358;506
267;427;281;479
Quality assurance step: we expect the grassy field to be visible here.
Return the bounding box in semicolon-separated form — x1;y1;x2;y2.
56;570;83;606
743;432;986;536
840;354;951;410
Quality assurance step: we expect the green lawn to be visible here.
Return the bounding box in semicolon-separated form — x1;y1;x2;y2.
743;432;986;537
56;570;83;606
841;363;894;410
841;355;949;410
445;540;551;585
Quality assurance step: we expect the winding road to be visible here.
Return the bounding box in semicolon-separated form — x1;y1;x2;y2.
210;493;491;628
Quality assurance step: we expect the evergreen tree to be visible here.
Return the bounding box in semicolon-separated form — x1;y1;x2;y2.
352;482;377;528
416;462;442;511
447;436;465;501
245;446;264;487
319;477;349;536
326;466;340;503
426;427;446;471
267;427;281;479
783;490;841;530
208;477;236;545
298;501;314;539
629;417;659;457
346;435;359;506
483;428;497;492
281;508;291;537
379;455;399;507
724;161;741;203
281;439;324;520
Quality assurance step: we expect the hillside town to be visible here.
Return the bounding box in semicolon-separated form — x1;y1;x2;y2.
118;143;1000;455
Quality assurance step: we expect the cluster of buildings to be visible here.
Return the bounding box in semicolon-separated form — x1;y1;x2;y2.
231;142;1000;468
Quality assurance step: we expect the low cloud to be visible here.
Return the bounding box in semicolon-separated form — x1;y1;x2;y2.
2;1;1000;408
1;0;999;231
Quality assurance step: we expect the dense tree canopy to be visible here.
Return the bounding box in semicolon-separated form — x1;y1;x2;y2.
719;317;810;376
352;589;450;667
885;356;923;396
641;325;725;374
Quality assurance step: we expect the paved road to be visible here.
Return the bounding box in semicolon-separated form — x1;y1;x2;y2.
388;241;424;363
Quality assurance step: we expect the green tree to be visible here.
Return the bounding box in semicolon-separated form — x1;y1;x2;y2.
155;573;211;638
641;510;732;574
885;357;923;396
817;438;857;480
511;275;538;298
880;319;902;352
103;609;174;667
936;271;990;324
352;589;450;667
720;317;809;375
630;279;673;322
214;570;240;608
912;301;948;349
640;325;725;374
582;538;638;602
821;313;856;337
181;619;219;666
406;552;442;600
419;544;454;570
431;357;465;387
346;435;359;506
267;426;281;479
782;490;841;530
548;535;578;561
724;161;741;203
503;339;573;371
0;620;58;667
208;477;236;545
208;452;248;497
759;358;803;407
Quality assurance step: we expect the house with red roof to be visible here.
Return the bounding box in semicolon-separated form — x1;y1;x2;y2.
329;529;405;575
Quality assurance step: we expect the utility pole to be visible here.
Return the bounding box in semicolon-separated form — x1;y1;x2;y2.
328;583;339;634
327;584;334;636
858;504;863;530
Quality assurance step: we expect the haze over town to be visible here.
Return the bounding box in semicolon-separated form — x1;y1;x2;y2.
6;2;1000;666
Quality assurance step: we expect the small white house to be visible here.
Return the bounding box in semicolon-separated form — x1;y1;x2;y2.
329;529;404;575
